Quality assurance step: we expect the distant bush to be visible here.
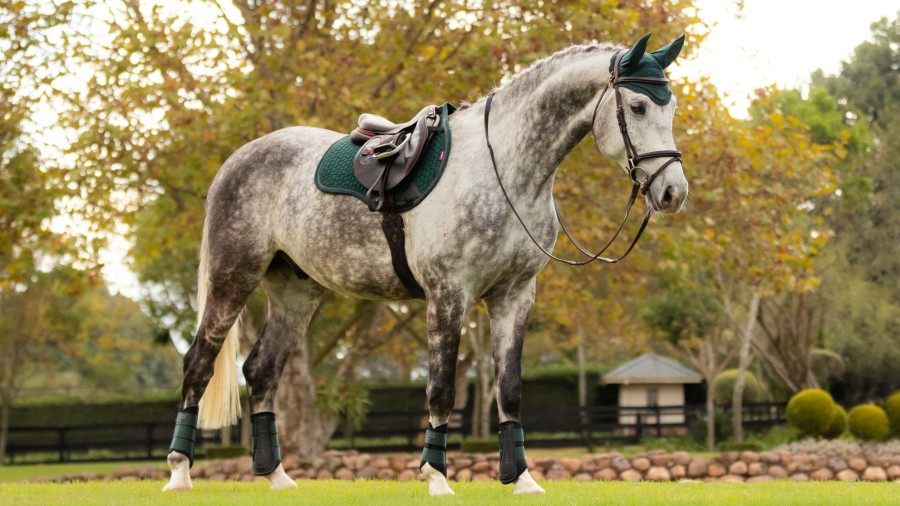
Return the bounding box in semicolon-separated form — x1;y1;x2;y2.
712;369;764;405
885;391;900;435
206;445;248;459
460;439;496;453
848;405;891;441
717;441;763;452
786;389;835;437
823;405;848;439
687;409;732;445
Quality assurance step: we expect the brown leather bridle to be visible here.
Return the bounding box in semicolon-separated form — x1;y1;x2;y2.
484;50;683;265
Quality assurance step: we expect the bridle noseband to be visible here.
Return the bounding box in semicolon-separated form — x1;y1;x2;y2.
484;50;682;265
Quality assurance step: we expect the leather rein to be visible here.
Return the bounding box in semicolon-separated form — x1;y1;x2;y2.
484;51;682;266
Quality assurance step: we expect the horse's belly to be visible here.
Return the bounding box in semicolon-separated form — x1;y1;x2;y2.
281;197;415;300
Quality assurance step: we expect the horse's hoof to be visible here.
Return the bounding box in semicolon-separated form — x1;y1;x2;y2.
429;482;456;496
421;462;455;496
264;463;297;490
513;469;545;495
163;452;193;492
162;480;192;492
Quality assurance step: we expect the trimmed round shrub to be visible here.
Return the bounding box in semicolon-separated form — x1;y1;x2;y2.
786;389;835;437
823;405;848;439
848;404;891;441
712;369;765;405
885;391;900;435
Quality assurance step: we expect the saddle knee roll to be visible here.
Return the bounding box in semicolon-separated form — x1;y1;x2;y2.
498;421;528;484
251;412;282;476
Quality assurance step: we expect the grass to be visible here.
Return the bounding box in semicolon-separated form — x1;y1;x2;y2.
1;480;898;505
0;461;165;483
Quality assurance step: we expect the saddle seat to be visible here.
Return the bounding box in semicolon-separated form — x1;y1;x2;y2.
350;105;438;143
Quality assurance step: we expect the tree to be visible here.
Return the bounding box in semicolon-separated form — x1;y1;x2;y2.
0;0;77;465
808;14;900;398
60;0;703;458
642;270;735;450
649;76;839;441
0;268;84;464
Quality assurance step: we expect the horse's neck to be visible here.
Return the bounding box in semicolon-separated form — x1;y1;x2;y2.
488;49;614;196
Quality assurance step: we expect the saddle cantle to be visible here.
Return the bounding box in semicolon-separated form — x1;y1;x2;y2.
351;105;442;211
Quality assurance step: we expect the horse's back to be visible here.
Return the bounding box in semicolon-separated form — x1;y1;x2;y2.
205;125;411;300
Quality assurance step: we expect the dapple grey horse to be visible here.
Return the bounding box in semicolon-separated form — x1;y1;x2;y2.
164;33;688;496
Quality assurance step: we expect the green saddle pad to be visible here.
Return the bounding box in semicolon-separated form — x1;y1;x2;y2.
315;103;456;212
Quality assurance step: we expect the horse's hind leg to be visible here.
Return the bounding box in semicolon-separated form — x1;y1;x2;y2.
164;222;271;492
242;254;327;490
484;280;545;495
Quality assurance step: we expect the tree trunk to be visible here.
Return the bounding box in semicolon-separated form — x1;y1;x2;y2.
705;380;716;451
0;399;9;466
576;328;589;441
276;343;336;463
470;310;494;439
577;329;587;410
732;292;761;443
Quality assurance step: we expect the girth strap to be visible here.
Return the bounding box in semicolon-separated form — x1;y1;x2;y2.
382;212;425;299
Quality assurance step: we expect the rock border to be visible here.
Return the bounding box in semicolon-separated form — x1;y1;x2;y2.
30;449;900;484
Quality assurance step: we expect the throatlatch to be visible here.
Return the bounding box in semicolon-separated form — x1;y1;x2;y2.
251;412;282;476
420;423;448;476
168;407;198;467
498;421;528;484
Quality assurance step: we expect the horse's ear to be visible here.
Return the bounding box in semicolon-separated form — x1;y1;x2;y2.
650;34;686;69
619;33;652;69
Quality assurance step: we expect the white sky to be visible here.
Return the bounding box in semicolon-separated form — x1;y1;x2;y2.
670;0;898;117
100;1;898;299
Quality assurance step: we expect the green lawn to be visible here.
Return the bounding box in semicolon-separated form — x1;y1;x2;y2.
0;480;897;505
0;461;165;483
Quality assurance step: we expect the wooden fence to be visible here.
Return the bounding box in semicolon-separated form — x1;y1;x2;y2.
3;402;787;464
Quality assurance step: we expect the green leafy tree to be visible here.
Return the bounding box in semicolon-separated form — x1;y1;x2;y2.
0;0;77;465
61;0;702;459
641;269;735;450
806;14;900;398
647;75;841;441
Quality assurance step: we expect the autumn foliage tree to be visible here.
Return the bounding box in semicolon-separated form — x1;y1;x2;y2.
60;0;702;458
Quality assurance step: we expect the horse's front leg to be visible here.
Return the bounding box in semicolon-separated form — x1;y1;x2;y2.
420;285;467;496
484;279;545;495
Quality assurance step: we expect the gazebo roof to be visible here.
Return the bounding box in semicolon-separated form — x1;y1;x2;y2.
603;352;702;385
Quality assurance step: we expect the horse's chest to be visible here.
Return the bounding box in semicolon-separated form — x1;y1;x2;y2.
409;187;556;293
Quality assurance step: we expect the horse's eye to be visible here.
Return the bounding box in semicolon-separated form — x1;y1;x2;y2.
630;103;646;115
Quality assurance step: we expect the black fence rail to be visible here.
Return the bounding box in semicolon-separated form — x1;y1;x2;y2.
333;402;788;452
4;402;788;464
4;423;221;465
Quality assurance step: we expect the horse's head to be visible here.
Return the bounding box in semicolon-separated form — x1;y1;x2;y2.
593;33;688;213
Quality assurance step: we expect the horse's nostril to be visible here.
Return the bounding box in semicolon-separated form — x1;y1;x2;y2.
662;185;676;205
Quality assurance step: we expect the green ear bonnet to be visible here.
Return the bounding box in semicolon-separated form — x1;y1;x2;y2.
609;33;685;105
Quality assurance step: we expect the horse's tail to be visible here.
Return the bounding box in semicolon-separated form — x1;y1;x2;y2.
196;218;243;429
